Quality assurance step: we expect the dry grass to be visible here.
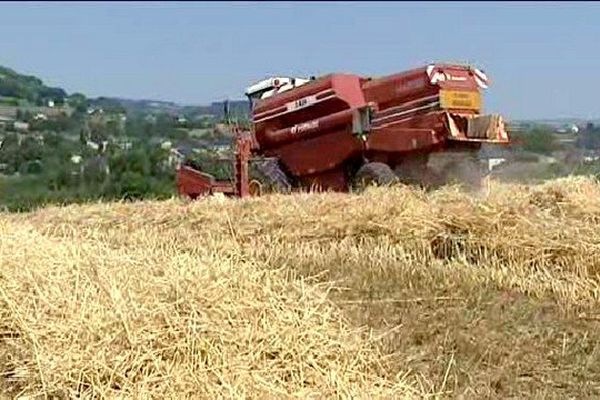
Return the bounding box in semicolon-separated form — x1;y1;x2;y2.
2;176;600;398
0;224;415;398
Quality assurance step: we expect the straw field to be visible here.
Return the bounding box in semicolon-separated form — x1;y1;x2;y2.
2;176;600;398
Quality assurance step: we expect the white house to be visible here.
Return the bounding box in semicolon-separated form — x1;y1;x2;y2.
87;107;104;115
487;158;506;172
0;116;12;128
14;121;29;132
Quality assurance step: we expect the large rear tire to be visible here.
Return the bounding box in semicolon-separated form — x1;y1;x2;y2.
353;162;398;190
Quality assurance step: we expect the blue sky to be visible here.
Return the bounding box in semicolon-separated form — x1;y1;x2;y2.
0;1;598;120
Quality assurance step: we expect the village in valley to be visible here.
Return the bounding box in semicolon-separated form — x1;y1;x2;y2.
0;64;253;210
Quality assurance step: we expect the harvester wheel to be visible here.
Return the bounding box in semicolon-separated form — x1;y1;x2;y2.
353;162;398;190
249;179;263;196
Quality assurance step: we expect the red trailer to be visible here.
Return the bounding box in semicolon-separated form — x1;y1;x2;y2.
176;63;509;198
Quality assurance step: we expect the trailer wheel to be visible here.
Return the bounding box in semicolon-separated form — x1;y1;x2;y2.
353;162;398;190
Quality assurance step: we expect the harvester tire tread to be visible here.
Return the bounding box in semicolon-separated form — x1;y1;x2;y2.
353;162;398;190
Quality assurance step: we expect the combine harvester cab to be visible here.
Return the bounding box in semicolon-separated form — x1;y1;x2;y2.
176;63;510;199
249;73;375;192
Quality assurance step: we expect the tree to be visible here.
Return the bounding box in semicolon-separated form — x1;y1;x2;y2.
22;110;33;123
68;92;89;114
20;136;44;164
90;125;109;144
576;124;600;150
82;156;109;186
513;126;559;155
0;133;20;173
43;157;71;191
31;114;75;132
23;160;43;174
166;128;190;141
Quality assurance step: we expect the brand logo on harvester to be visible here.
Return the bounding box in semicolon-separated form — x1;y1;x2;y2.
291;120;319;134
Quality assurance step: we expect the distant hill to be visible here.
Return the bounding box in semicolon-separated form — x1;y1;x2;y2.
99;97;181;114
513;118;600;129
0;65;67;106
99;97;251;119
183;100;250;119
0;64;250;119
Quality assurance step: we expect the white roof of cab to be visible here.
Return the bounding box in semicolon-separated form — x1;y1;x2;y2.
245;77;293;97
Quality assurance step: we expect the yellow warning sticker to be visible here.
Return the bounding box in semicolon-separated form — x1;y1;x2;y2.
440;90;481;110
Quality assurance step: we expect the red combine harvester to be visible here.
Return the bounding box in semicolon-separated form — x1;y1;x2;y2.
176;63;510;198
